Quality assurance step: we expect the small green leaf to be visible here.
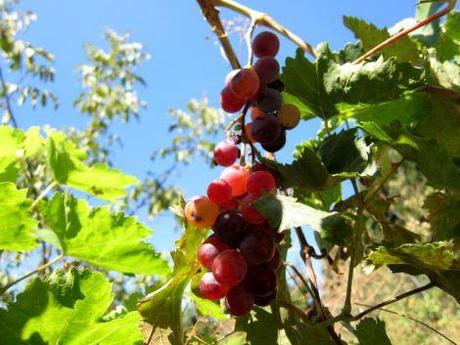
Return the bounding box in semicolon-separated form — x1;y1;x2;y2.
424;193;460;240
0;268;142;345
40;193;170;275
235;307;278;345
0;182;38;251
253;195;352;245
344;16;421;63
318;128;369;174
354;317;392;345
368;242;454;271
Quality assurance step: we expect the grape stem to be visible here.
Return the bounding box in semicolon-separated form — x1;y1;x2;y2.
196;0;316;66
353;0;457;64
0;254;64;294
208;0;316;58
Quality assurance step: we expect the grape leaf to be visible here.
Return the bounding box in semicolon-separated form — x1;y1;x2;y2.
253;194;352;245
137;223;208;345
318;128;369;174
261;142;330;193
0;126;25;182
354;318;392;345
235;307;278;345
414;2;443;45
424;193;460;240
436;11;460;62
343;16;421;63
39;192;170;275
46;131;138;201
281;45;421;120
0;268;142;345
368;242;454;271
0;182;38;251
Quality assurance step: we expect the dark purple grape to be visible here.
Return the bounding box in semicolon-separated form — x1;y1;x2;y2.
252;31;280;58
254;57;280;84
225;285;255;316
242;264;277;297
268;249;281;271
262;128;286;153
212;210;249;246
267;79;285;92
254;289;276;306
257;88;282;113
239;232;275;265
250;114;282;144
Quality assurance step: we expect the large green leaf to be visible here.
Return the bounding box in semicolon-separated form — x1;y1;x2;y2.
343;16;421;63
354;318;392;345
39;192;169;275
413;2;443;45
253;195;352;245
0;183;38;251
281;45;421;119
0;268;142;345
368;242;454;271
436;11;460;62
137;222;208;345
46;131;138;201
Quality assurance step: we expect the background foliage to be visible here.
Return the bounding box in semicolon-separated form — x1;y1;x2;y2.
0;0;459;344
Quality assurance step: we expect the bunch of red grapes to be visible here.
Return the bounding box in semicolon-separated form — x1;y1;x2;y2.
184;31;298;316
184;141;283;316
220;31;301;152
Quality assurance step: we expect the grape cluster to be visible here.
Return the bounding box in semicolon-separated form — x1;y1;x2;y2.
220;31;301;153
184;141;283;316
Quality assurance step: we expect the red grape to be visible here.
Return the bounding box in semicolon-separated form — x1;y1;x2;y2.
242;264;277;297
220;165;249;196
198;235;231;270
257;88;282;113
239;232;275;265
225;285;254;316
218;198;238;210
247;171;276;196
220;86;245;113
200;272;230;300
250;163;281;187
213;210;249;246
244;123;256;144
262;128;286;153
184;196;219;229
212;249;248;287
207;179;232;205
214;141;239;167
239;193;266;224
229;68;260;99
254;57;280;83
250;114;282;144
252;31;280;58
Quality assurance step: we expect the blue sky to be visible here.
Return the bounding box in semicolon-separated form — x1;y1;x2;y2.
12;0;434;257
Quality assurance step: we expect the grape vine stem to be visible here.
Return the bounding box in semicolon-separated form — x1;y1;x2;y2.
196;0;316;67
353;0;457;64
1;254;64;294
